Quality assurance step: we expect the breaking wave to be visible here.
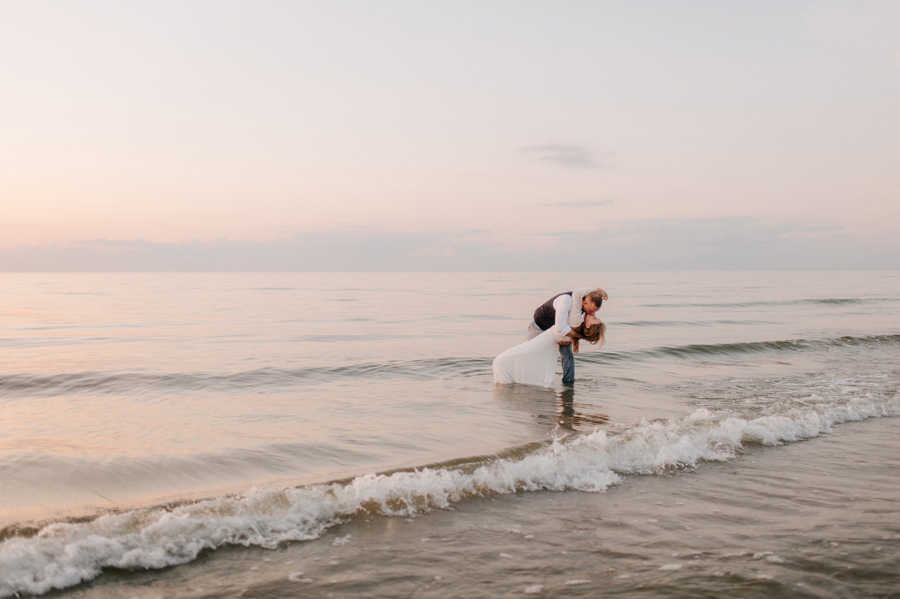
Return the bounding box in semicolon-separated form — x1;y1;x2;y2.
2;387;897;597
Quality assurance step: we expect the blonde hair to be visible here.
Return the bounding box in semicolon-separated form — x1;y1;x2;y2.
572;321;606;353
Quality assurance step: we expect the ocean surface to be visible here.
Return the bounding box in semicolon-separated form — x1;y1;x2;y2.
1;271;898;598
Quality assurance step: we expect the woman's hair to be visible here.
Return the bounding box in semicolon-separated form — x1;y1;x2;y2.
571;320;606;353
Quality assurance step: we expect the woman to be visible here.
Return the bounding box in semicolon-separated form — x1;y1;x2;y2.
492;314;606;387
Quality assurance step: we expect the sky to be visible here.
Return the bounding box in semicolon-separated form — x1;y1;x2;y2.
2;0;898;270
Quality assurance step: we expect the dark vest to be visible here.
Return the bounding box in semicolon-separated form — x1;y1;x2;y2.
533;292;573;331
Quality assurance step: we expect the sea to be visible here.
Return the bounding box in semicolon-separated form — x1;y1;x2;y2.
1;271;898;598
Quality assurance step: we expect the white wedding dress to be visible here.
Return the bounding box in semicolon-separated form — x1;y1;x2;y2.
492;327;561;387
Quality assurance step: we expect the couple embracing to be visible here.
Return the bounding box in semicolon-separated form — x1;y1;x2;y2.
492;287;608;387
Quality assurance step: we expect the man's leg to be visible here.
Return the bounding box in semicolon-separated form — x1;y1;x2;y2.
559;343;575;384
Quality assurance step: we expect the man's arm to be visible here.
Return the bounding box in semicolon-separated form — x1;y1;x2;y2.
553;294;574;335
550;295;575;345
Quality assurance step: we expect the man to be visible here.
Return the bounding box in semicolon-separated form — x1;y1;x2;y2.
526;287;608;384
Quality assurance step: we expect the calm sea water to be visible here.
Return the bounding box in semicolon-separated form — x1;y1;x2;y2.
1;271;898;598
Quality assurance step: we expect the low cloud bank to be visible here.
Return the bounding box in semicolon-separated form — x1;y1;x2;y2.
0;219;895;271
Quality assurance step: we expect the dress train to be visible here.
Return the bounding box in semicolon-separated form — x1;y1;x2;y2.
492;327;561;387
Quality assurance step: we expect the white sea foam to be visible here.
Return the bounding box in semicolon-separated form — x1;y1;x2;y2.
1;392;897;597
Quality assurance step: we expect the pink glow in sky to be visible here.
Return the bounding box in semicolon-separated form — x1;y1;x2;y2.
2;1;898;270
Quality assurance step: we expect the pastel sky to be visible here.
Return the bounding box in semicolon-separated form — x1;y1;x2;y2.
2;0;898;270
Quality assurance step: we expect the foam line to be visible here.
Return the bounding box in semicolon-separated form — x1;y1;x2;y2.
1;392;897;597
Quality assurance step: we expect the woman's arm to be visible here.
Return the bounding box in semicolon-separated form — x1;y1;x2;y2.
565;328;582;352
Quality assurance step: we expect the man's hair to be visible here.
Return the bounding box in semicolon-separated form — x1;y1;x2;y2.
586;290;604;309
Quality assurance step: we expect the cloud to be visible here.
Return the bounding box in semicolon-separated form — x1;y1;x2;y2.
0;219;895;271
0;229;497;272
539;200;614;208
525;218;896;270
524;144;602;169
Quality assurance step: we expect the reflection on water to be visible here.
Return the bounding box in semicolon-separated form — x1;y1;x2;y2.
493;383;609;433
556;385;611;430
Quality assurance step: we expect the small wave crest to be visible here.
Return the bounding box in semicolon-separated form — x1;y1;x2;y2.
592;334;900;365
4;335;898;398
0;357;491;398
641;297;898;309
2;388;897;597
